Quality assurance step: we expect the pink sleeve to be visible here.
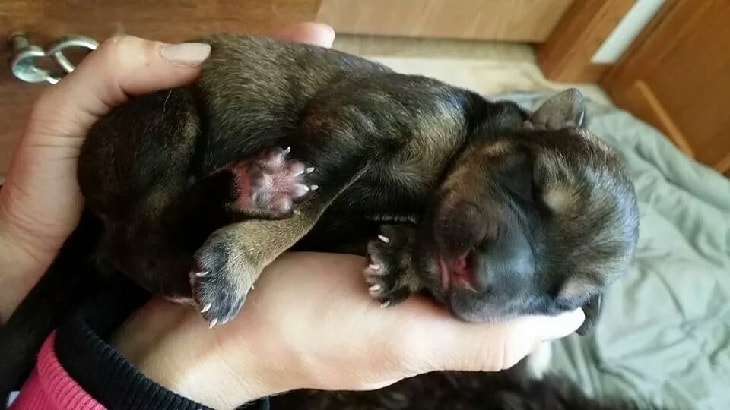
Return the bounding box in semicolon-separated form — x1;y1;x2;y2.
9;332;104;410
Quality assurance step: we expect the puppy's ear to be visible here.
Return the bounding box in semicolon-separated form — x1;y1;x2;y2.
556;277;604;336
526;88;587;130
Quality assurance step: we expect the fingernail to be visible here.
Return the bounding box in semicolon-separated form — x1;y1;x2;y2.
320;25;336;47
160;43;211;66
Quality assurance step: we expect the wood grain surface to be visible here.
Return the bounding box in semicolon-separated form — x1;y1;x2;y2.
602;1;730;176
316;0;573;42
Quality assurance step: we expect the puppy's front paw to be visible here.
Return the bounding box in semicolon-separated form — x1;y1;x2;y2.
364;225;420;307
190;234;257;327
229;146;317;218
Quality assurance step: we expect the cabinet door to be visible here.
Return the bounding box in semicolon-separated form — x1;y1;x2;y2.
0;0;320;176
602;1;730;176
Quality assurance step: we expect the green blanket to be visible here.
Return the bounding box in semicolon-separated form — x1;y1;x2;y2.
495;91;730;410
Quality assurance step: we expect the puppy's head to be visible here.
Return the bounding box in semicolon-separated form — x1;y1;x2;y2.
419;89;639;335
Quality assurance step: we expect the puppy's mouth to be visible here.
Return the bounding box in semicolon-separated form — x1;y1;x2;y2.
437;250;478;292
427;199;486;295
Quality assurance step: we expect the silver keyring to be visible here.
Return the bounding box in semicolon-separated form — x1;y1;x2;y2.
9;34;99;85
47;35;99;74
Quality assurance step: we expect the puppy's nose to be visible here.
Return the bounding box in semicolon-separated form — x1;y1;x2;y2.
474;224;534;289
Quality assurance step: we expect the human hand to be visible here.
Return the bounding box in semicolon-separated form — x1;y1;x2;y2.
0;23;337;321
111;252;585;410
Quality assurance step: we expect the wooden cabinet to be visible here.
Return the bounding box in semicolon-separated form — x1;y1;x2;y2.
601;1;730;176
0;0;574;177
317;0;573;41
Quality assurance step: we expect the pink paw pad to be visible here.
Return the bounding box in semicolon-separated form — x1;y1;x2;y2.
230;147;316;217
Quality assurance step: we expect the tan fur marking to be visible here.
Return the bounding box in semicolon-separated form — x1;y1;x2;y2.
482;140;511;156
543;185;576;214
209;200;325;289
558;276;598;301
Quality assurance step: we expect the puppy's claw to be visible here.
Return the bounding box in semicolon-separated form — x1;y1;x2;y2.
378;234;390;243
194;271;208;278
381;300;391;308
208;318;219;329
310;184;319;191
297;167;316;176
368;263;382;272
369;284;381;294
284;146;291;154
201;303;212;313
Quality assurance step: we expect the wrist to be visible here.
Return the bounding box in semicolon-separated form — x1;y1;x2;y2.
0;189;59;321
110;299;286;409
0;221;48;322
139;342;278;409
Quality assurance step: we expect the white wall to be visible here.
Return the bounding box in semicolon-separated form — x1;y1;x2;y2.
591;0;665;64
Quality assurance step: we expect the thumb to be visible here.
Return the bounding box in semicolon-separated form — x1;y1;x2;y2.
406;307;585;374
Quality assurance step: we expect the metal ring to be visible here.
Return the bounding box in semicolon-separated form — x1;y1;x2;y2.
9;35;53;84
9;34;99;85
47;35;99;74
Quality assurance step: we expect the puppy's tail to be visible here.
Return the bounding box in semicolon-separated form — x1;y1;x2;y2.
0;209;103;401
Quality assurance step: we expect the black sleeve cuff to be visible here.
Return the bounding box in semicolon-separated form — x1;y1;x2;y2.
53;311;270;410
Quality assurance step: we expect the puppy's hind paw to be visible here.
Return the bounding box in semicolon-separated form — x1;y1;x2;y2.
228;146;317;219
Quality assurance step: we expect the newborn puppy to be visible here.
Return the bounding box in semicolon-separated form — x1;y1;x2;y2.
0;33;639;400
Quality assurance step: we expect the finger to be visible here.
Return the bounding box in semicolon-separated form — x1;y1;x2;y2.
401;306;585;374
24;35;210;145
533;308;586;341
269;22;336;48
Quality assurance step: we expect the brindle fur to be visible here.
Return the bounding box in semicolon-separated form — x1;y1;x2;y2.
0;33;639;407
